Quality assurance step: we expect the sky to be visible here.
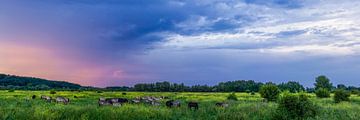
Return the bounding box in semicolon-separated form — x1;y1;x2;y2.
1;0;360;87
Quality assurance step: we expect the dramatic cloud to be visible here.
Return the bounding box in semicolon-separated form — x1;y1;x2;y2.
1;0;360;87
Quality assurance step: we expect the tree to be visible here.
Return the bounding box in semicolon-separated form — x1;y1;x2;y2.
314;75;333;91
259;84;280;101
337;84;347;90
215;80;263;92
278;81;305;93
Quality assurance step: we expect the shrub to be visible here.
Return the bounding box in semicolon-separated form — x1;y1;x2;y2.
250;91;255;95
259;84;280;102
350;90;360;95
8;89;15;92
50;90;56;94
96;91;103;93
273;93;318;120
218;112;244;120
227;92;238;101
315;88;330;98
334;89;351;103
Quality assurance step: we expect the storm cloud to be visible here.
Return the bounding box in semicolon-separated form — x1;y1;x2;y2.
1;0;360;87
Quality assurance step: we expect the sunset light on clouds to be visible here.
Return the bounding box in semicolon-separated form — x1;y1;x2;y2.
1;0;360;87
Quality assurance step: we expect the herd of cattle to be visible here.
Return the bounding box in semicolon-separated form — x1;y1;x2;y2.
34;95;229;109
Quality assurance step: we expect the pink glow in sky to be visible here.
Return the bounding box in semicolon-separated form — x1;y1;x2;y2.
1;0;360;87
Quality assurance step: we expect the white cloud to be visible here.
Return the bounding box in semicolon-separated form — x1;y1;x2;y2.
160;0;360;57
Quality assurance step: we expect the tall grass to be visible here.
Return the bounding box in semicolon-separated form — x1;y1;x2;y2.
0;91;359;120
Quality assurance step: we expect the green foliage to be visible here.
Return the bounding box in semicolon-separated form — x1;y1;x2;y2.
0;73;81;90
306;88;316;93
315;88;330;98
213;80;263;92
250;91;255;95
337;84;347;90
350;90;360;95
3;73;360;95
0;91;360;119
273;92;318;120
8;89;15;92
259;84;280;102
334;89;351;103
227;92;238;101
96;91;103;93
314;75;333;91
278;81;305;93
50;90;56;94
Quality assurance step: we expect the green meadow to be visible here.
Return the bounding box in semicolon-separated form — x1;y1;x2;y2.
0;91;359;120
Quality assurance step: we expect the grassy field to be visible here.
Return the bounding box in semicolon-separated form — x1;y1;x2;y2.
0;91;359;120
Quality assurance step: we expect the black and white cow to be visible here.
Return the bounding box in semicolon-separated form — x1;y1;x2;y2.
166;100;181;108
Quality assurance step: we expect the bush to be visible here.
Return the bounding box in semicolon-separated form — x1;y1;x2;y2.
96;91;103;93
250;91;256;95
227;92;238;101
50;90;56;94
273;92;318;120
259;84;280;102
334;89;351;103
350;90;360;95
315;88;330;98
8;89;15;92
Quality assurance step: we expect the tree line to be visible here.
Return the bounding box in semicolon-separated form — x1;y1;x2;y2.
1;73;359;93
0;74;81;90
108;75;360;93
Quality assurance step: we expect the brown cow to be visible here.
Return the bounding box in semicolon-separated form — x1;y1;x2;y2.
32;95;36;99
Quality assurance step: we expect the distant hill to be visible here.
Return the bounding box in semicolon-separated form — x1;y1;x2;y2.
0;73;81;90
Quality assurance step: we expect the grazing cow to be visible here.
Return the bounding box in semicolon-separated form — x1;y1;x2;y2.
41;95;52;102
140;96;158;104
215;102;229;108
98;98;128;106
99;98;111;106
32;95;36;99
131;96;164;105
166;100;181;108
55;97;70;104
188;102;199;110
151;101;161;106
131;99;141;104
